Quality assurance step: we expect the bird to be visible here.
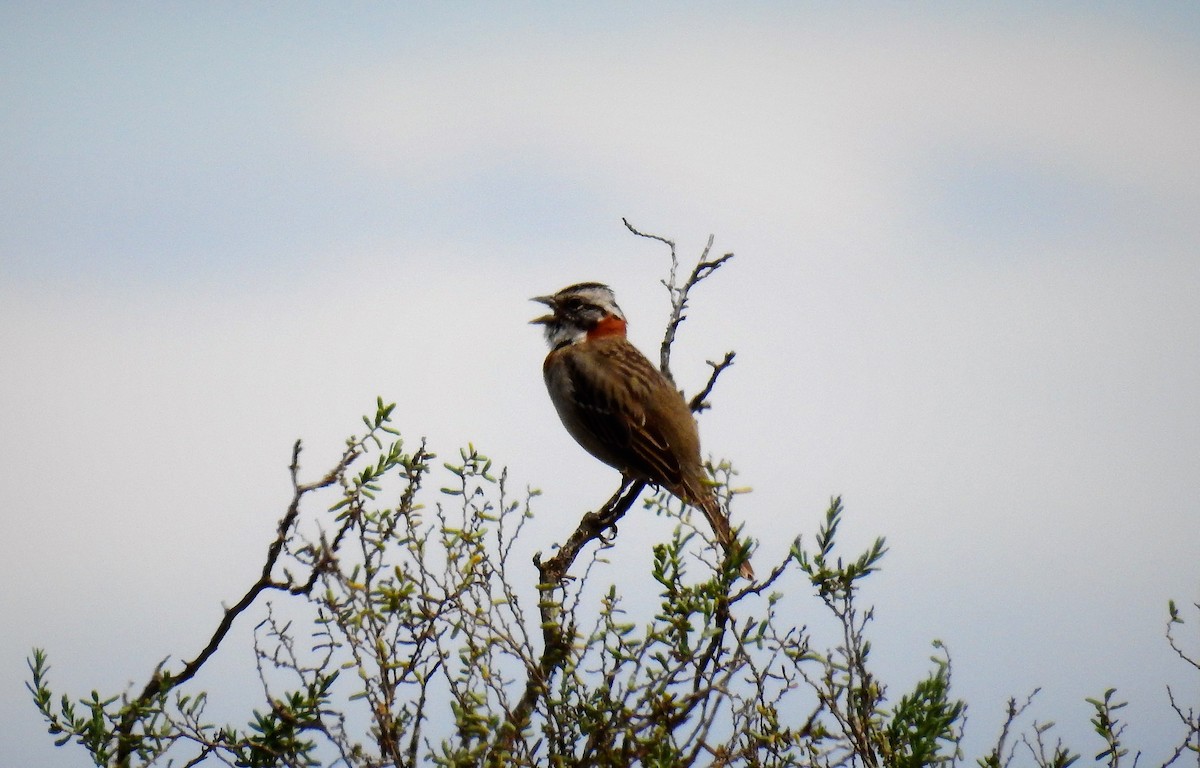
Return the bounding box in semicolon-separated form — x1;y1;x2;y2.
530;282;754;579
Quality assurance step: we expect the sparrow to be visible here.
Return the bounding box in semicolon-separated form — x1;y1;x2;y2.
531;282;754;579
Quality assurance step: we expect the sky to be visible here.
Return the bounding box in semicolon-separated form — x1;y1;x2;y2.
2;3;1199;765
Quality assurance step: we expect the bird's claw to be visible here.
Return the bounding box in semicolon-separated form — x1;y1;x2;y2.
598;521;619;544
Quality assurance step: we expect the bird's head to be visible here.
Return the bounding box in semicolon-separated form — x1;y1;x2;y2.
530;282;627;349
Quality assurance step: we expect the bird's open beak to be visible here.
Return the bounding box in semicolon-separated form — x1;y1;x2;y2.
529;295;556;325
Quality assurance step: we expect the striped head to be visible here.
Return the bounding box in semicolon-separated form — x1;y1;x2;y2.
530;282;628;349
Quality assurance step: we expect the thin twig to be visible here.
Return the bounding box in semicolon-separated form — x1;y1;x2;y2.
622;219;733;385
985;690;1041;768
689;352;736;414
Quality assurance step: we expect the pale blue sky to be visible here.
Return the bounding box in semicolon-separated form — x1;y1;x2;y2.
3;4;1198;766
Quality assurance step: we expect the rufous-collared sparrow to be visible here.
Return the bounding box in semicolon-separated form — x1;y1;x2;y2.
531;282;754;579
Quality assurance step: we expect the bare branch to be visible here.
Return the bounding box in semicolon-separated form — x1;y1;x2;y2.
113;439;360;766
494;478;646;759
689;352;736;414
622;218;734;385
622;216;677;258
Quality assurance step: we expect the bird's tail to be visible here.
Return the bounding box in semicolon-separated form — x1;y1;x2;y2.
694;492;755;580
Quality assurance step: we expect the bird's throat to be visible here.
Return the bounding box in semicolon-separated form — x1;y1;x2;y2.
587;315;628;340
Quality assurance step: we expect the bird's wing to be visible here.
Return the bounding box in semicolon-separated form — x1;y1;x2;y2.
560;341;687;489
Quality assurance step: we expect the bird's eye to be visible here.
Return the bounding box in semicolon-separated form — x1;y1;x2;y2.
563;297;584;310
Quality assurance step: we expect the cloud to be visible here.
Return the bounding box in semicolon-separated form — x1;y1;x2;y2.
305;10;1200;244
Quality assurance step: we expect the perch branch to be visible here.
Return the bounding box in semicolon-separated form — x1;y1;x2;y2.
492;479;646;761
